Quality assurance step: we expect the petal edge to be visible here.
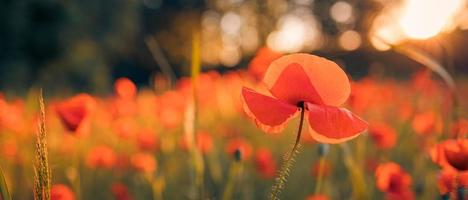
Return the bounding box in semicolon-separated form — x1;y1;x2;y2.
241;87;299;133
306;103;367;144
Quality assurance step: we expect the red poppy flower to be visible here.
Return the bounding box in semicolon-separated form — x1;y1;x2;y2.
179;131;214;154
0;98;25;133
375;162;414;200
1;140;17;162
130;153;157;174
56;94;95;136
369;122;397;150
111;183;134;200
437;169;468;195
305;194;329;200
451;118;468;138
431;139;468;171
225;138;253;160
241;53;367;143
86;145;117;169
254;148;277;179
51;184;75;200
196;131;214;154
115;77;137;100
248;47;282;80
136;129;158;152
411;111;442;135
156;91;186;129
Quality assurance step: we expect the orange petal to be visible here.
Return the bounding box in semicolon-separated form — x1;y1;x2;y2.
264;53;350;106
306;103;367;144
268;62;324;105
242;87;299;133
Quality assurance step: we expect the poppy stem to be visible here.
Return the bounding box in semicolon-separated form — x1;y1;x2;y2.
269;105;305;200
293;105;306;153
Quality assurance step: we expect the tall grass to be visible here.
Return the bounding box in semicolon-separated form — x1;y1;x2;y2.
33;90;51;200
0;165;11;200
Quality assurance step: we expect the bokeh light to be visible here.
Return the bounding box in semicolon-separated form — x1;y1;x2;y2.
339;30;361;51
370;0;466;50
267;12;322;53
330;1;353;24
399;0;465;39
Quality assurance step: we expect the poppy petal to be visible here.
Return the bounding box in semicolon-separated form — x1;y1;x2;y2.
242;87;299;133
306;103;368;143
264;53;350;106
268;62;324;105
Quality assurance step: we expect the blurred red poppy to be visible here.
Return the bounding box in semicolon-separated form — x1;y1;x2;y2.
156;91;186;129
431;139;468;171
0;98;25;133
411;70;440;97
451;118;468;138
130;153;157;174
115;77;137;100
1;140;18;162
241;53;367;143
51;184;75;200
111;183;134;200
56;94;95;136
305;194;329;200
112;117;138;139
196;131;214;154
136;129;158;152
411;111;442;135
248;47;282;80
179;131;214;154
375;162;414;200
437;169;456;195
254;148;277;179
369;122;397;149
86;145;117;169
437;169;468;196
225;138;253;160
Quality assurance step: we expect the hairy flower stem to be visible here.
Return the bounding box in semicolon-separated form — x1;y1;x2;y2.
269;105;305;200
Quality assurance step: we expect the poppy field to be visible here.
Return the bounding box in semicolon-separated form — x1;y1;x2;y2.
0;50;467;200
2;0;468;199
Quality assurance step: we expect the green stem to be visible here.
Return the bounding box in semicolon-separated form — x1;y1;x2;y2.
340;144;370;200
222;161;242;200
269;105;305;200
72;139;82;200
313;157;326;195
0;165;11;200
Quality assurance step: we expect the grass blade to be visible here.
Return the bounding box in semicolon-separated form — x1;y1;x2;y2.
0;165;11;200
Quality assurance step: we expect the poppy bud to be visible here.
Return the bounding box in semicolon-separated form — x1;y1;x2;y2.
234;149;242;162
318;144;329;157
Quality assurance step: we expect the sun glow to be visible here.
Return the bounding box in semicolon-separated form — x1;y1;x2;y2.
370;0;466;50
399;0;464;39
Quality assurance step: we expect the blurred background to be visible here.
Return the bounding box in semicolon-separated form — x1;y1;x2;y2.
1;0;468;96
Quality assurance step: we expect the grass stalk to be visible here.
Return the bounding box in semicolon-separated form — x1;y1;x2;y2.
33;89;51;200
0;165;11;200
